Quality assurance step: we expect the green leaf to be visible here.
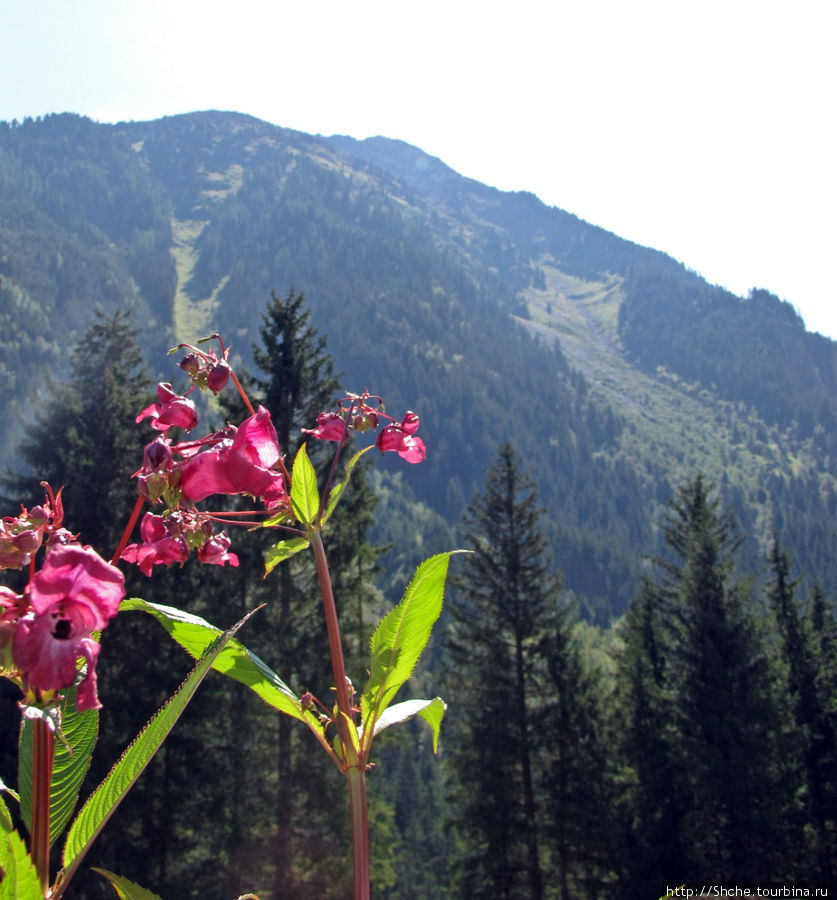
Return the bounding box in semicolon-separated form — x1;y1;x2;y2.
368;697;446;752
93;868;164;899
361;553;455;736
0;829;42;900
0;801;11;838
59;610;254;889
0;776;19;807
18;683;97;848
119;598;320;728
290;442;319;525
18;685;98;850
264;536;309;575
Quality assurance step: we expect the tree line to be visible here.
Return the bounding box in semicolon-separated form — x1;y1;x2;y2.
2;296;835;898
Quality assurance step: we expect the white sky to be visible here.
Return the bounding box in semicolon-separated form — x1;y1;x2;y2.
3;0;835;339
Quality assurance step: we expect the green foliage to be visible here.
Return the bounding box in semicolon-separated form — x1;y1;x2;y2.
92;869;164;900
18;684;98;847
614;477;794;891
290;442;320;525
58;610;253;895
0;827;41;900
362;553;453;735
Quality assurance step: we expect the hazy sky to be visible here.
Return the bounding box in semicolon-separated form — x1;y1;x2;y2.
3;0;835;339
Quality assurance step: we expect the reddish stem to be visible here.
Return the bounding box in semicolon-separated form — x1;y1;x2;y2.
309;529;370;900
111;495;145;565
31;716;55;894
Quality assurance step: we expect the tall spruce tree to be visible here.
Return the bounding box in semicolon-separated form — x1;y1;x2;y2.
616;476;791;891
536;605;616;900
445;442;608;899
224;288;383;899
767;540;837;879
6;309;152;553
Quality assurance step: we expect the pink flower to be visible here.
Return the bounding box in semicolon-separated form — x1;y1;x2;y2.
197;531;239;568
376;412;426;464
13;544;124;711
181;406;287;507
136;383;199;433
121;513;190;576
302;411;348;442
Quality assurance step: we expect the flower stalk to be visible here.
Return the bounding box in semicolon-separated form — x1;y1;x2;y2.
310;527;370;899
31;714;55;894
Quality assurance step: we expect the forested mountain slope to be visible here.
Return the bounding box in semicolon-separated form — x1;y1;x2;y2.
1;110;835;616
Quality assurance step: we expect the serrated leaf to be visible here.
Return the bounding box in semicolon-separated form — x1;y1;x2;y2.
0;829;42;900
93;867;164;899
0;776;19;806
290;442;319;525
361;553;455;736
0;794;12;835
59;610;254;889
264;536;309;575
119;598;320;728
366;697;446;752
18;683;98;848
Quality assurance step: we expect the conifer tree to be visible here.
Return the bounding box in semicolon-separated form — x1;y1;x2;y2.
445;443;558;899
7;309;151;552
617;476;791;891
224;288;383;898
768;540;837;879
536;604;616;900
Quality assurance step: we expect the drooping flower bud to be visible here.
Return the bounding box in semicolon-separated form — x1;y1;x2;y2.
178;353;201;376
207;360;231;394
143;436;173;471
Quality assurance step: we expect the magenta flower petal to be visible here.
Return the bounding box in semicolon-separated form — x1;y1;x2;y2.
28;545;125;627
13;545;123;709
180;449;238;502
232;407;280;469
303;411;348;442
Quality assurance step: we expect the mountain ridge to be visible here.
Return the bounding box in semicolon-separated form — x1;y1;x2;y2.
1;109;834;616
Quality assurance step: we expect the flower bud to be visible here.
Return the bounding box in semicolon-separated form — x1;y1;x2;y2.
207;361;231;394
178;353;201;376
143;437;173;471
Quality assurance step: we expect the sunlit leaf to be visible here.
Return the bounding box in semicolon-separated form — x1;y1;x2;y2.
361;553;457;737
0;829;41;900
93;868;164;899
119;598;322;730
290;442;319;525
367;697;446;752
264;536;309;575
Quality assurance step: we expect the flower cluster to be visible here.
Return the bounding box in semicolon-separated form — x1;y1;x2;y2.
122;510;238;576
303;390;426;464
0;488;73;570
176;335;232;395
0;488;124;712
122;344;427;579
123;337;289;576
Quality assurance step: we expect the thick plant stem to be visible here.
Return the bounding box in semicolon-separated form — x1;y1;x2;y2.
31;716;55;895
348;766;370;900
309;529;370;900
310;530;352;725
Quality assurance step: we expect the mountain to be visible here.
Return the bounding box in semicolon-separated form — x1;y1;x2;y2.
1;110;835;618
